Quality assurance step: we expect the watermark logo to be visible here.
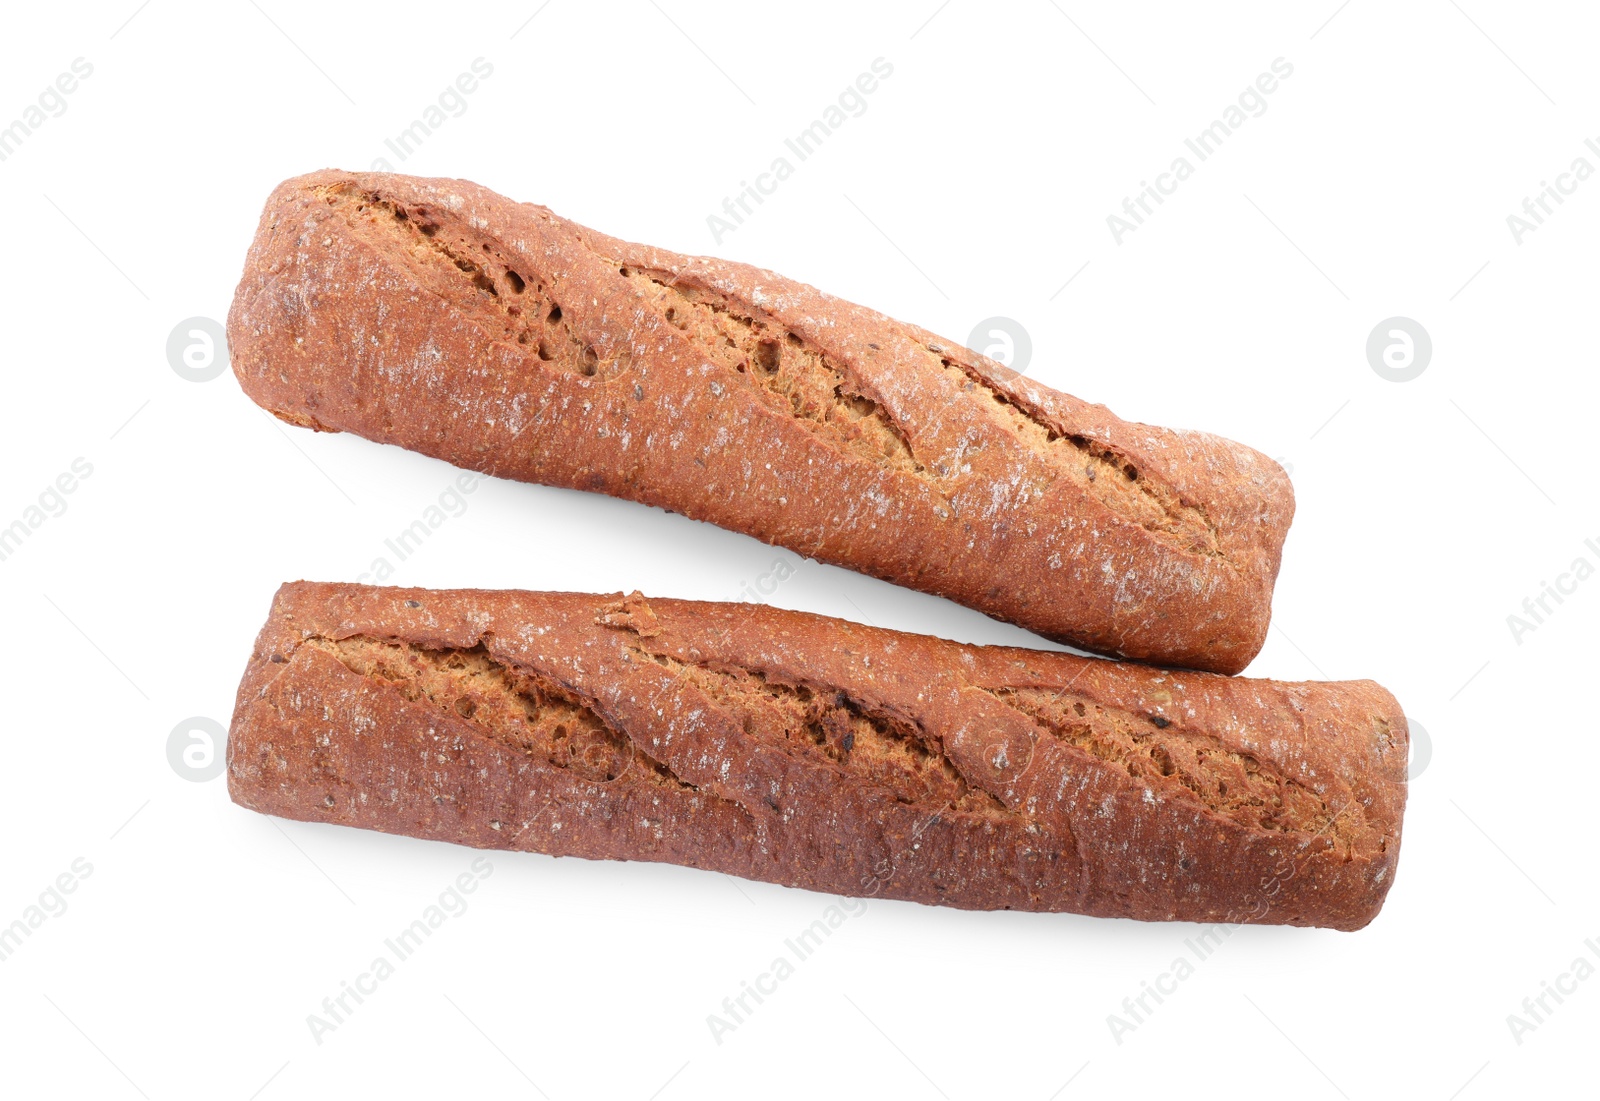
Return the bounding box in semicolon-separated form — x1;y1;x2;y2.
0;857;93;964
1505;537;1599;644
1105;802;1355;1044
0;57;93;165
1107;921;1247;1043
706;58;894;244
167;317;229;383
355;472;483;585
167;716;226;782
1106;58;1294;243
735;556;798;603
1406;719;1431;781
307;857;493;1045
1365;317;1431;382
0;457;93;565
706;895;868;1045
966;316;1032;375
1507;936;1600;1045
369;58;494;172
1506;141;1600;244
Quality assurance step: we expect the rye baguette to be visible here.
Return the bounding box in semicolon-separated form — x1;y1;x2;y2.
226;171;1294;673
227;582;1405;930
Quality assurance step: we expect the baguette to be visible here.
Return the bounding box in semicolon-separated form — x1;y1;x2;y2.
227;582;1406;930
227;171;1294;674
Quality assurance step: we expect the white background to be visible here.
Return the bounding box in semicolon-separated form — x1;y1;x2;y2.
1;2;1594;1098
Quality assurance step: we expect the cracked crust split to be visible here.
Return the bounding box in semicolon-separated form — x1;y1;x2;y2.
227;170;1294;673
227;583;1406;930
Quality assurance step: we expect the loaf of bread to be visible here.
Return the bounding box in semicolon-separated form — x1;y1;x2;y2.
227;171;1294;674
227;582;1405;930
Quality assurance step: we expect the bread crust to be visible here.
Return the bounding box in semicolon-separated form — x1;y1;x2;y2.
227;171;1294;673
227;582;1405;930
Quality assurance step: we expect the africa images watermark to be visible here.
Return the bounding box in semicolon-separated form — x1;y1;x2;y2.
167;716;227;782
967;316;1032;375
1505;535;1600;644
1106;802;1359;1044
0;857;94;965
0;57;93;165
307;856;494;1045
1504;138;1600;244
705;894;869;1045
167;317;229;382
734;555;799;605
706;57;895;245
353;472;484;585
368;58;495;172
704;803;954;1046
0;457;94;565
1366;317;1432;383
1106;58;1295;244
1506;934;1600;1045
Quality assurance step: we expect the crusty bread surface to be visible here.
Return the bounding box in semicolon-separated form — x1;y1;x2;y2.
227;171;1295;674
228;582;1405;930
